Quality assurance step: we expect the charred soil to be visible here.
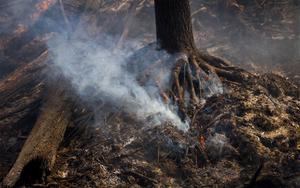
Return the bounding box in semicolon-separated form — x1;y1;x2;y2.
0;0;299;187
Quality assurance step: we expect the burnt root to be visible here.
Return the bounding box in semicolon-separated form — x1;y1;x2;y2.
154;51;252;117
130;44;252;119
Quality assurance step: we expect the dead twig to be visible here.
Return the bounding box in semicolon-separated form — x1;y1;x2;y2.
123;168;158;185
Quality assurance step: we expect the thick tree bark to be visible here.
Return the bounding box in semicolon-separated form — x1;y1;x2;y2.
154;0;196;53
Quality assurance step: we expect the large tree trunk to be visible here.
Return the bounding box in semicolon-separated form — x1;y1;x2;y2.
154;0;196;53
152;0;250;110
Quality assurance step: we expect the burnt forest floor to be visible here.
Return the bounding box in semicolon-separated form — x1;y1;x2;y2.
45;74;300;188
0;0;300;187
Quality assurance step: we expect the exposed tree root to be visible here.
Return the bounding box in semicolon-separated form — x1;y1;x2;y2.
151;50;253;117
128;43;253;119
2;82;72;187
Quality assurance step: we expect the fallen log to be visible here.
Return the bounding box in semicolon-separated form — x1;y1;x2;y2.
2;81;72;187
0;51;47;127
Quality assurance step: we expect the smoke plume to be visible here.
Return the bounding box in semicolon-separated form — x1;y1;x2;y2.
48;35;190;131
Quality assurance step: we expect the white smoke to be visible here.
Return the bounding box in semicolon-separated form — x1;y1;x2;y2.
48;35;189;132
205;133;238;161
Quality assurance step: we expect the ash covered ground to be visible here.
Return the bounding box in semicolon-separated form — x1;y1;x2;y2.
0;0;299;187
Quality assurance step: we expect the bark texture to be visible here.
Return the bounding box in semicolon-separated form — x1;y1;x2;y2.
154;0;196;53
2;83;72;187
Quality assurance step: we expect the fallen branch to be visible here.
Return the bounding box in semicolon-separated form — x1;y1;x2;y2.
123;168;158;185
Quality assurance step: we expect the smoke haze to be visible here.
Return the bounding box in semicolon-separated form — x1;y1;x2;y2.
48;35;190;131
1;0;299;130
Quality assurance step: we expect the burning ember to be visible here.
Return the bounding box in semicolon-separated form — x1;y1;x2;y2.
199;135;206;150
31;0;56;22
14;24;28;35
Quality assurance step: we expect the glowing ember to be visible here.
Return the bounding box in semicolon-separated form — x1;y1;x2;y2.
14;24;28;35
199;135;206;150
36;0;56;11
31;0;56;22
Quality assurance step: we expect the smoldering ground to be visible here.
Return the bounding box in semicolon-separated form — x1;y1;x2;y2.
48;35;190;131
0;2;297;158
44;0;225;132
1;1;299;187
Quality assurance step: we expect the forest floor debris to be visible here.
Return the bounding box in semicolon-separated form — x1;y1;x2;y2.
0;0;299;187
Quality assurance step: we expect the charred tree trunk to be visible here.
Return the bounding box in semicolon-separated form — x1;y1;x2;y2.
152;0;251;110
154;0;196;53
0;52;72;188
3;82;72;187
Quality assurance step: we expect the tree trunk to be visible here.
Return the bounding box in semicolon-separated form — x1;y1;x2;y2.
154;0;196;53
2;82;72;187
152;0;250;109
